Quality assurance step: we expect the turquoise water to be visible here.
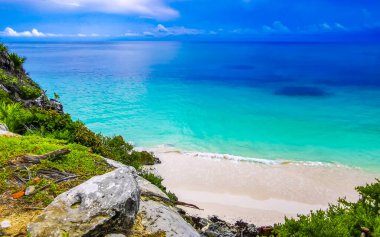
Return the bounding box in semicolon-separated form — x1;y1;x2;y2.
8;42;380;170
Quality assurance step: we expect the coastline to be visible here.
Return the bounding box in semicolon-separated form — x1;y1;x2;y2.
142;146;378;226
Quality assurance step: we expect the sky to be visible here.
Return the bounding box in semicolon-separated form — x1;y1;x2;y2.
0;0;380;41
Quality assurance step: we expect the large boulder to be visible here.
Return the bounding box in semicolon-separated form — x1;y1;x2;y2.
104;157;200;237
27;167;140;237
139;200;200;237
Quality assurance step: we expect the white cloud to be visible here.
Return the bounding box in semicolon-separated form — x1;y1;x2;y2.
156;24;169;33
0;27;102;37
306;23;348;33
0;27;58;37
262;21;290;34
122;24;206;38
11;0;179;20
77;33;100;37
154;24;204;35
124;32;141;37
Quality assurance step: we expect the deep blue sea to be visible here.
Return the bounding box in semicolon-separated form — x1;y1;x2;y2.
7;42;380;170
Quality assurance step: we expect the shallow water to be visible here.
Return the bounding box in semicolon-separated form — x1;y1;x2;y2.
8;41;380;170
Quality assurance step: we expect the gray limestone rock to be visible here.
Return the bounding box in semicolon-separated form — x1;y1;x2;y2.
139;200;200;237
27;167;140;237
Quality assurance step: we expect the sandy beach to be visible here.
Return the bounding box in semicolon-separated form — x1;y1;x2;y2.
147;147;378;226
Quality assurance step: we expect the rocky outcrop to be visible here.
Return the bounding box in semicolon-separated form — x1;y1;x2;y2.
183;214;261;237
104;157;200;236
27;167;140;237
0;47;63;113
0;123;19;137
23;94;64;113
137;176;168;200
139;199;200;237
0;123;8;132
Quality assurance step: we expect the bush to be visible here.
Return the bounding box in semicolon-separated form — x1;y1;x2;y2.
275;179;380;237
0;101;32;133
9;52;26;69
141;172;178;202
0;43;7;53
25;107;156;169
20;85;41;99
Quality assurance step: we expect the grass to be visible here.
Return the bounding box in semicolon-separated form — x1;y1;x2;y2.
0;135;111;204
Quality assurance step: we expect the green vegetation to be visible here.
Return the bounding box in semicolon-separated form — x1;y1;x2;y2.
0;136;111;203
0;101;32;133
0;100;158;170
9;52;26;69
141;172;178;202
0;44;168;210
275;179;380;237
0;43;8;53
0;68;42;100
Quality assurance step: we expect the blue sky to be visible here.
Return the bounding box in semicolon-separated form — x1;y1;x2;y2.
0;0;380;41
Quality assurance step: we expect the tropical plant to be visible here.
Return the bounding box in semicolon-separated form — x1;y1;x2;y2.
275;179;380;237
9;53;26;69
0;43;8;53
0;101;31;132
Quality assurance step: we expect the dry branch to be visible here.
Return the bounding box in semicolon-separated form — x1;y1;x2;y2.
143;191;203;210
28;175;79;196
9;148;71;167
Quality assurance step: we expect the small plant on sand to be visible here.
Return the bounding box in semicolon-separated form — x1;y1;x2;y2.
275;179;380;237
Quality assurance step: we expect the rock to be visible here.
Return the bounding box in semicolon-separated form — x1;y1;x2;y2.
103;156;197;236
0;124;19;137
103;157;127;169
0;123;8;132
186;215;259;237
0;83;10;93
25;186;36;196
27;167;141;237
139;199;200;237
23;94;64;114
103;157;167;198
49;99;64;113
105;234;126;237
137;176;168;199
0;220;11;229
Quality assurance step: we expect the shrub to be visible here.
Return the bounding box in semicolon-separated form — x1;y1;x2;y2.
0;43;7;53
9;52;26;69
20;85;41;100
25;108;155;169
275;179;380;237
141;172;178;202
0;101;32;133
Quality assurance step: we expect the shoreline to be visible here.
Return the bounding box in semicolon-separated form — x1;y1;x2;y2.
142;146;378;226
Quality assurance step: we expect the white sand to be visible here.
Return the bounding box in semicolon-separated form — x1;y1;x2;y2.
148;148;378;226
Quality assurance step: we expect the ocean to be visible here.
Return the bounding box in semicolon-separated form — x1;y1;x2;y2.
7;41;380;171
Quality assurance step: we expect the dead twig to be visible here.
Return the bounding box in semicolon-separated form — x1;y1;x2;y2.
24;165;31;181
13;173;27;184
143;191;203;210
23;207;45;210
9;148;71;167
29;175;79;196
